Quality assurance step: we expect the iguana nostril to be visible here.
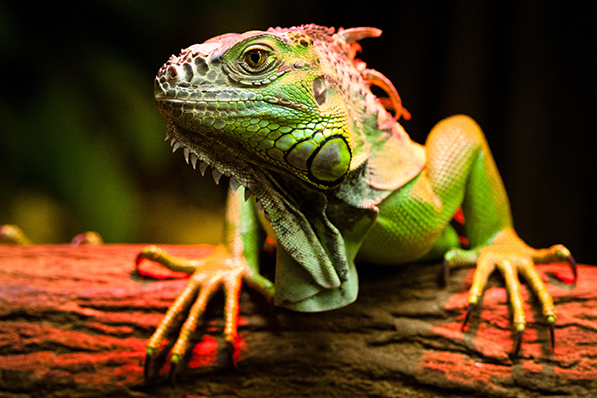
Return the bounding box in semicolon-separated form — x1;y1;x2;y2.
166;65;179;81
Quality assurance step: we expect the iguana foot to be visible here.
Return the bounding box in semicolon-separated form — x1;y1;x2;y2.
444;228;576;357
0;225;103;246
0;225;33;245
136;245;274;382
70;231;104;245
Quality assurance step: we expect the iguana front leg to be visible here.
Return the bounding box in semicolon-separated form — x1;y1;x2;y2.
360;115;575;356
429;116;577;356
137;186;274;381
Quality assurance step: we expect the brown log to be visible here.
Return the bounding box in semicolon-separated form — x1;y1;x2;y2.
0;244;595;397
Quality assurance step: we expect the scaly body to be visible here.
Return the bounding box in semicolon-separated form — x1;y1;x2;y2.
139;25;575;381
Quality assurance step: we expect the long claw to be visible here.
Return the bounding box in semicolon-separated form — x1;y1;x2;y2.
135;252;144;268
461;302;475;332
542;245;577;284
144;348;154;381
442;258;450;286
441;248;479;286
549;322;555;351
511;329;524;358
169;355;181;386
554;245;577;283
546;314;556;351
226;340;238;369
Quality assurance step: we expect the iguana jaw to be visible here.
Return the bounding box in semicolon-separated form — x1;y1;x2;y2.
162;120;298;220
165;124;251;197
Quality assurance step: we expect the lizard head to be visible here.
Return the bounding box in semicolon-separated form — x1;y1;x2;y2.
154;26;424;307
155;24;407;191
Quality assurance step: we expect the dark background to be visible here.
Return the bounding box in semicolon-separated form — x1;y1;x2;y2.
1;1;594;264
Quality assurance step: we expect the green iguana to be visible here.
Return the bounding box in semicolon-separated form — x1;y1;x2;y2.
138;24;576;380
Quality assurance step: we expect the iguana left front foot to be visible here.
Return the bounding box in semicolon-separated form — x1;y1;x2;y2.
446;228;576;356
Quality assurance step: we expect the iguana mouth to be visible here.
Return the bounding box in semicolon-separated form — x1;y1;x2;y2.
167;128;248;196
163;121;288;221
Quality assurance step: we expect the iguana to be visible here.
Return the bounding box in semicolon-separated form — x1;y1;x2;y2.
139;24;576;380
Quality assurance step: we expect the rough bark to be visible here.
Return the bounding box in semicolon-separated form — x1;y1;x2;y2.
0;244;595;398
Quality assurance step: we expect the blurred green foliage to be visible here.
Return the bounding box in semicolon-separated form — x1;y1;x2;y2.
0;0;230;243
0;1;593;263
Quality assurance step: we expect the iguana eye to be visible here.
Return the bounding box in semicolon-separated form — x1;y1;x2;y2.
224;38;284;85
245;49;267;67
241;46;274;72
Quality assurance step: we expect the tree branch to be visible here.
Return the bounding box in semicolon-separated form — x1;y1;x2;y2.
0;245;595;397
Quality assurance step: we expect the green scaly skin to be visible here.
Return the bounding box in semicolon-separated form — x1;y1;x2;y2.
139;25;576;380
